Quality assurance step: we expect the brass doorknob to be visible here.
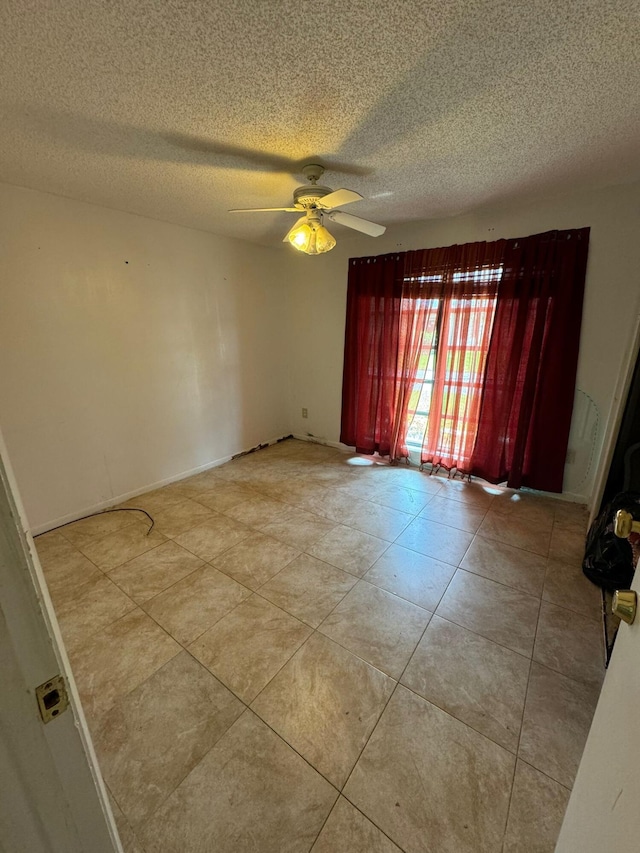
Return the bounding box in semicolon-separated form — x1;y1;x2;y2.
612;590;637;625
614;509;640;538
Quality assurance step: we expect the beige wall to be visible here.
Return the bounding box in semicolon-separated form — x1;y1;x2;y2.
285;180;640;504
0;183;289;532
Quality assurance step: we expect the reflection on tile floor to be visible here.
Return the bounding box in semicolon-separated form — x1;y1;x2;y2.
35;439;604;853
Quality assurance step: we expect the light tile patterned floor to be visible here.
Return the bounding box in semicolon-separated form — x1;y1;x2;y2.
35;439;605;853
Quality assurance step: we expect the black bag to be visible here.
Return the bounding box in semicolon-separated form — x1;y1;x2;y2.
582;492;640;590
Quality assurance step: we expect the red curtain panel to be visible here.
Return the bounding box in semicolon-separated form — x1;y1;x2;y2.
470;228;590;492
340;254;406;456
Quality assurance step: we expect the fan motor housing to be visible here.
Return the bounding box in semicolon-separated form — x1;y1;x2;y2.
293;184;332;208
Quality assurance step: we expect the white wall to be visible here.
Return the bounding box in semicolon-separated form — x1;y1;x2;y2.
285;180;640;504
0;183;289;532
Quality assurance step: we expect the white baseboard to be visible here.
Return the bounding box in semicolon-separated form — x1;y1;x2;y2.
31;434;292;536
292;433;352;453
521;487;588;506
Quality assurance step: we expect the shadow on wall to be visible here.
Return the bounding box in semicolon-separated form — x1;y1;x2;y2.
221;248;290;448
564;389;600;497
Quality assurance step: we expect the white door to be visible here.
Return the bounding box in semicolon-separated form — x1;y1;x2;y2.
556;568;640;851
0;433;120;853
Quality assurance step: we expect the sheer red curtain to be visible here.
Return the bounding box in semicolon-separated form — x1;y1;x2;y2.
417;241;505;472
390;248;447;459
470;228;590;492
340;254;405;456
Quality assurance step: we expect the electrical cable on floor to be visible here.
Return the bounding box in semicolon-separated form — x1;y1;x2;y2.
48;506;155;535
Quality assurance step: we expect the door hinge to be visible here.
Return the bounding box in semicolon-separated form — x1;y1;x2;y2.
36;675;69;723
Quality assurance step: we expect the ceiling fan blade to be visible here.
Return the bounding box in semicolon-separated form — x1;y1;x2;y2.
228;207;300;213
326;210;386;237
283;216;308;243
316;189;363;210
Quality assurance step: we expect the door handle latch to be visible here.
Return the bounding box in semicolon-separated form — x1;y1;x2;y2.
612;590;637;625
36;675;69;723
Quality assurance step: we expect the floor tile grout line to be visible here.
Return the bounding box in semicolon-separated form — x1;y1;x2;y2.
157;522;255;565
338;597;438;797
76;524;171;570
250;575;355;633
56;515;140;552
399;606;533;750
83;529;314;691
135;529;298;643
122;694;248;842
188;588;313;657
471;526;553;559
312;795;410;853
358;568;452;612
71;628;184;747
431;602;537;661
247;707;345;801
246;626;409;807
339;678;403;798
135;624;347;817
537;570;606;690
454;560;545;599
306;799;342;852
538;596;604;627
313;573;433;644
501;654;535;846
396;670;524;757
109;555;209;609
180;544;553;762
525;654;605;692
516;596;552;773
143;581;253;650
499;751;520;848
516;756;573;792
104;781;147;852
212;546;303;595
245;635;362;794
505;581;598;802
129;706;267;841
313;619;427;682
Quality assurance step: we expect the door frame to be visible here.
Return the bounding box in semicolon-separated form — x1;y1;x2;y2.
0;429;120;852
589;308;640;525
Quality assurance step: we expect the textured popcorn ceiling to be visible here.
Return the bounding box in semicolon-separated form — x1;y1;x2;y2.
1;0;638;247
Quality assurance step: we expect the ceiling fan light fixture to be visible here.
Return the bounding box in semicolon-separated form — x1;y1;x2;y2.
312;224;336;254
236;164;384;253
289;222;313;251
287;218;336;255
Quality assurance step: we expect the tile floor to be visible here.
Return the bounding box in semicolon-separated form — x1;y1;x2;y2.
35;438;605;853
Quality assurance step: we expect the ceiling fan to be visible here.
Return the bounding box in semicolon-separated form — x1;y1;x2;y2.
229;164;386;255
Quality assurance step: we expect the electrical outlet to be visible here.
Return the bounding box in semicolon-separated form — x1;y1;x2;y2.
302;408;308;418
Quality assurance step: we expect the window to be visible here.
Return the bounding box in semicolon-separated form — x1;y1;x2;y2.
404;266;502;462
